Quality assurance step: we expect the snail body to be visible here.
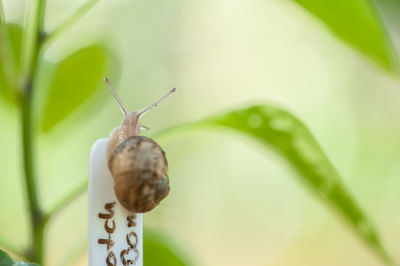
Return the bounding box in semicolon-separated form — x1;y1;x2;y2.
104;78;175;213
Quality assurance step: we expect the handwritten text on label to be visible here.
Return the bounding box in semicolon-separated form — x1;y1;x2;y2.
98;202;140;265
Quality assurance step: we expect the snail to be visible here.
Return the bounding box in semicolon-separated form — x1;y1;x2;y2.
104;78;175;213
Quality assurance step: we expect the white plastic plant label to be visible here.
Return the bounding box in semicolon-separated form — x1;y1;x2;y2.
88;138;143;266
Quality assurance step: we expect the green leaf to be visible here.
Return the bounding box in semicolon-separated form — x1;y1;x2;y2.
156;104;393;264
202;105;393;263
0;249;39;266
0;24;22;106
144;229;190;266
39;44;117;132
0;249;14;265
293;0;398;73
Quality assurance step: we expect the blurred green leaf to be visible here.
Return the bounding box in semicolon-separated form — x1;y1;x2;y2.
0;249;13;265
154;105;392;264
0;249;39;266
39;44;115;132
0;24;22;106
199;105;392;263
144;229;190;266
294;0;398;73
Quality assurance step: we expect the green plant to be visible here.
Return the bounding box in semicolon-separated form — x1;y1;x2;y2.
0;0;398;265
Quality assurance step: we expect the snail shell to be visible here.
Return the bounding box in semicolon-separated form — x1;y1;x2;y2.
104;78;175;213
107;134;170;213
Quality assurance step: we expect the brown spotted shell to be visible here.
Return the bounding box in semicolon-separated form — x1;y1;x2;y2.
107;135;170;213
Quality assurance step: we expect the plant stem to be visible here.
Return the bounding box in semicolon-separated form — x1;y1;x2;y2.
20;0;45;89
21;92;45;263
20;0;47;263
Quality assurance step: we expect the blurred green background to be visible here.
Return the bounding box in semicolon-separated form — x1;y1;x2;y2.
0;0;400;265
